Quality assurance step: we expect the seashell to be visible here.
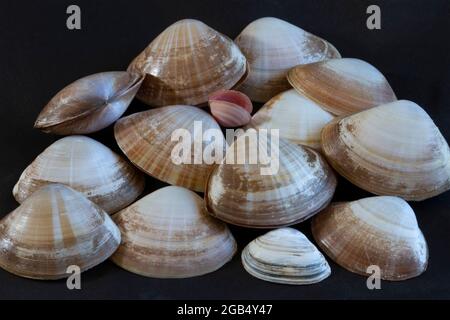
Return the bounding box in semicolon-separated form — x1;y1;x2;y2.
205;132;337;228
13;135;145;214
114;105;225;192
111;186;237;278
235;17;341;103
208;89;253;127
128;19;248;107
34;71;143;135
242;228;331;285
247;89;334;149
312;196;428;281
0;184;121;280
321;100;450;200
287;58;397;115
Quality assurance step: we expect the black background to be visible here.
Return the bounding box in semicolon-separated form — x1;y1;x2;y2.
0;0;449;299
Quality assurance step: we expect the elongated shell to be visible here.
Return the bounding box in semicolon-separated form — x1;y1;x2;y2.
287;58;397;115
114;105;225;192
235;17;340;102
321;100;450;200
0;184;121;280
34;72;143;135
242;228;330;285
312;196;428;281
13;135;145;213
248;89;334;149
111;186;237;278
128;19;248;107
205;132;337;228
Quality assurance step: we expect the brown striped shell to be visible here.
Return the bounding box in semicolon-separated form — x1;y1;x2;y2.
34;71;143;134
111;186;237;278
114;105;225;192
312;196;428;281
287;58;397;115
128;19;248;107
321;100;450;200
0;184;121;280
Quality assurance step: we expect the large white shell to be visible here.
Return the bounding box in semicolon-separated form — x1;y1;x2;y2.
321;100;450;200
248;89;334;149
111;186;237;278
0;184;121;280
312;196;428;281
13;136;145;213
235;17;340;102
242;228;331;285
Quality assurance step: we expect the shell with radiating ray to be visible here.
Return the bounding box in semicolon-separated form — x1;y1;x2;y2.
111;186;237;278
114;105;225;192
13;135;145;214
312;196;428;281
247;89;334;149
321;100;450;200
242;228;331;285
208;89;253;127
128;19;248;107
205;131;337;228
234;17;341;103
287;58;397;115
0;184;121;280
34;71;143;135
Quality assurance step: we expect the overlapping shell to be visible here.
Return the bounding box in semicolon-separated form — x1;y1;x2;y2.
128;19;248;106
13;135;145;213
235;17;341;102
287;58;397;115
205;132;337;228
242;228;331;285
248;89;334;149
111;186;237;278
34;72;143;135
208;90;253;127
312;196;428;281
0;184;121;280
321;100;450;200
114;105;225;192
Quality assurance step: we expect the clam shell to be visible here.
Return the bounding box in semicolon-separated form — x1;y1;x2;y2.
312;196;428;281
128;19;248;107
111;186;237;278
34;72;143;135
321;100;450;200
13;135;145;213
0;184;121;280
209;90;253;127
287;58;397;115
205;133;337;228
242;228;331;285
248;89;334;149
235;17;341;102
114;105;225;192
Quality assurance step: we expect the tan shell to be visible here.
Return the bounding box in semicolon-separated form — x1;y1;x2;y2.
321;100;450;200
34;72;143;135
235;17;340;102
128;19;248;107
242;228;331;285
287;58;397;115
312;196;428;281
111;186;237;278
205;132;337;228
0;184;121;280
114;105;225;192
247;89;334;149
13;135;145;214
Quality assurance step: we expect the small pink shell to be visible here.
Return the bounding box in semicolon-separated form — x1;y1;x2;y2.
208;90;253;127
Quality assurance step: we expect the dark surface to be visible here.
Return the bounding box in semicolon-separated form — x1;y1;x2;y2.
0;0;449;299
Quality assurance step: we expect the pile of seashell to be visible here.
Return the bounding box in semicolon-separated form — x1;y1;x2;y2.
1;17;448;285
